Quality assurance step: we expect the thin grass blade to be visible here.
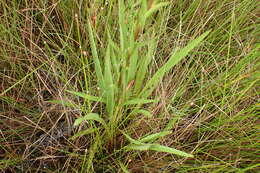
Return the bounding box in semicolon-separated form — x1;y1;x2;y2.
123;98;158;105
87;19;105;90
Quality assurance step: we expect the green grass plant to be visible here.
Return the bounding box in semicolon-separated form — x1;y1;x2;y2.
0;0;259;172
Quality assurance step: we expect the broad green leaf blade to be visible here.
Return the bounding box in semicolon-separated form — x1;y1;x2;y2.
144;2;170;20
121;131;142;145
128;47;138;83
139;131;172;143
69;128;97;140
138;0;148;28
87;19;105;90
134;37;156;93
118;0;128;50
127;143;151;150
149;144;194;158
127;143;193;157
141;31;210;98
108;34;120;83
123;98;158;105
66;90;104;102
123;131;193;157
118;0;128;97
104;44;115;118
74;113;106;126
135;109;153;118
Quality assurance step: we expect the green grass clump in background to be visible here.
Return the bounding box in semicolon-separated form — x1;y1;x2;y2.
0;0;259;172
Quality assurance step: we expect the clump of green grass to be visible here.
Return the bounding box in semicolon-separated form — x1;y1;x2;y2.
63;1;210;171
68;0;208;156
0;0;259;172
